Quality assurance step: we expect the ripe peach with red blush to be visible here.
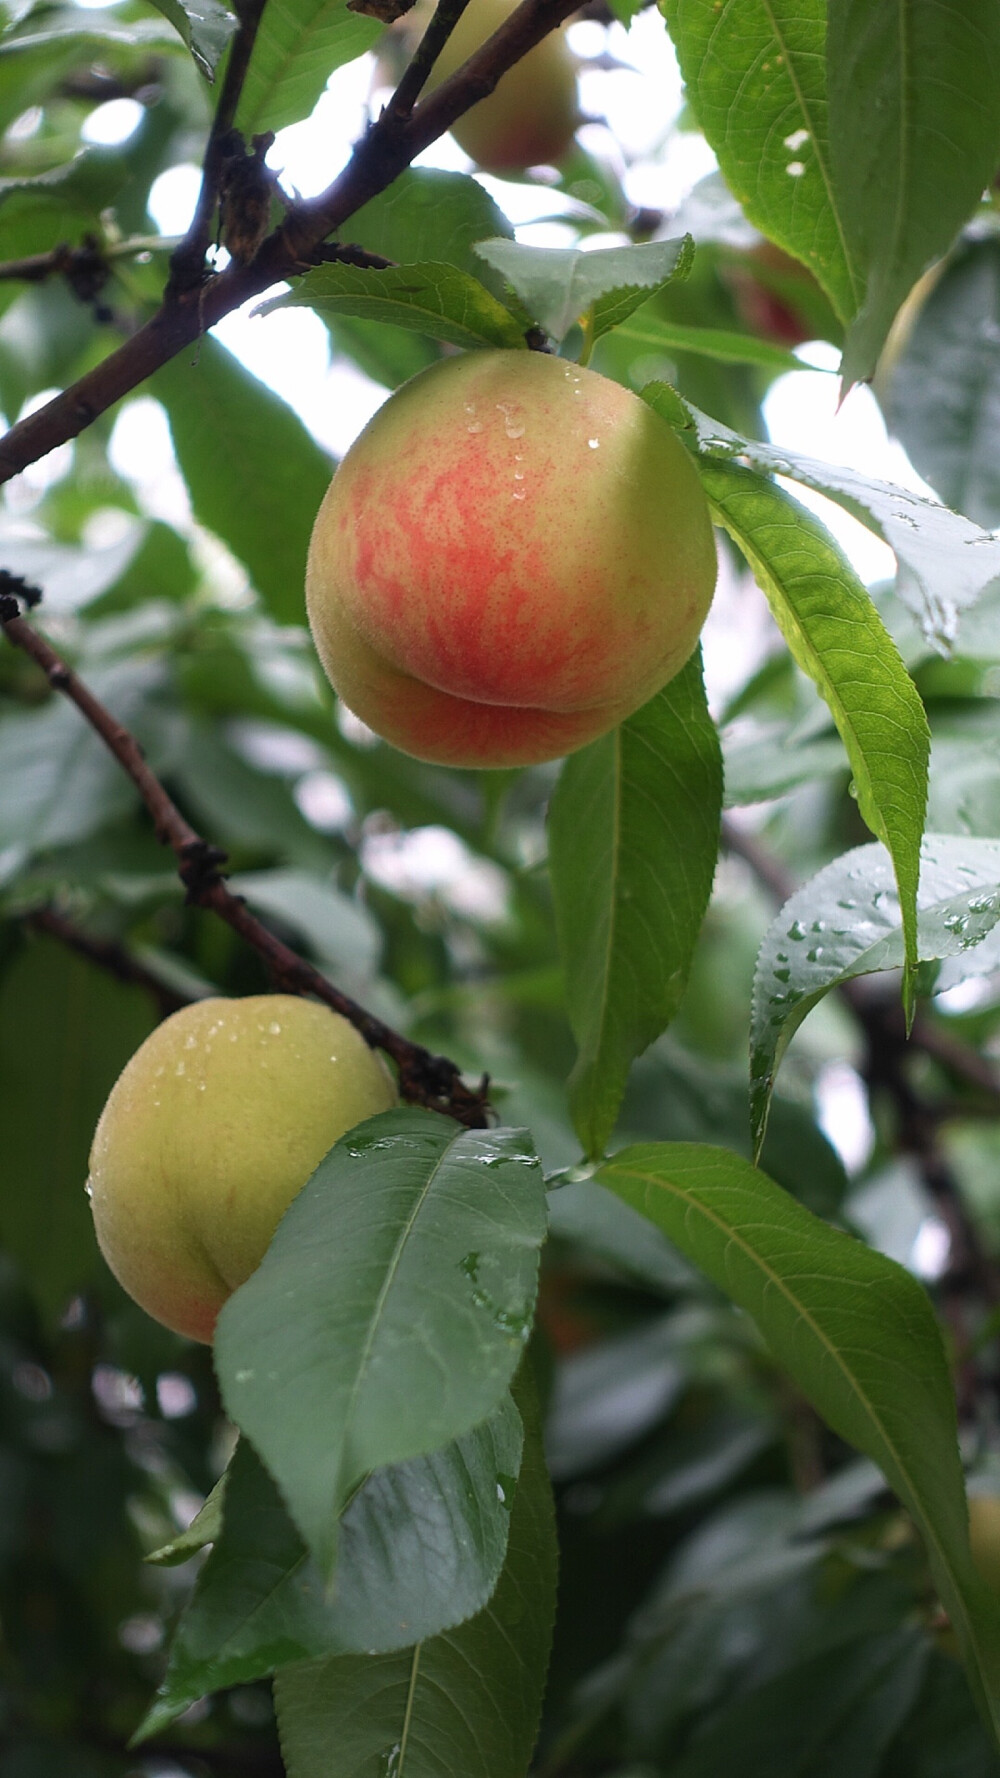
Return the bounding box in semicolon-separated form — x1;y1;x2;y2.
305;350;717;769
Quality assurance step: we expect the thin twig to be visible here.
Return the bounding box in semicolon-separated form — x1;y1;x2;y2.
166;0;271;296
0;235;179;286
1;606;490;1128
386;0;474;119
0;0;580;485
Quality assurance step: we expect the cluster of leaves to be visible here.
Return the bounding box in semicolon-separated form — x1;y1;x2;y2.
7;0;1000;1775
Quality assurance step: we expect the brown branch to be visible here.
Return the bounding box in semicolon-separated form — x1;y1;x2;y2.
0;240;99;285
0;605;490;1128
166;0;271;296
26;908;190;1017
0;0;579;485
386;0;474;120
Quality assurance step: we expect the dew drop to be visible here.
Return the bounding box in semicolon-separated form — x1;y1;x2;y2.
268;1021;282;1036
587;438;600;450
467;421;483;435
787;920;807;941
84;1179;94;1200
773;965;791;983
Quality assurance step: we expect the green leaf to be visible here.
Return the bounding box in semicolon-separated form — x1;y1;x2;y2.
671;1629;928;1777
661;0;863;324
883;1653;1000;1778
274;1367;556;1778
236;0;380;134
259;261;526;352
928;708;1000;842
750;835;1000;1150
622;1043;849;1220
0;146;130;214
723;721;848;805
169;726;332;868
474;236;694;344
0;523;143;614
137;1395;522;1737
828;0;1000;386
881;238;1000;530
676;396;1000;652
595;1141;1000;1749
0;37;81;136
548;653;722;1158
60;0;234;74
546;1177;698;1297
344;171;515;307
153;336;333;626
614;314;805;371
226;869;381;977
687;447;928;1009
0;659;165;854
0;938;156;1321
146;1475;227;1566
0;10;180;55
140;0;236;77
215;1111;547;1578
323;312;441;390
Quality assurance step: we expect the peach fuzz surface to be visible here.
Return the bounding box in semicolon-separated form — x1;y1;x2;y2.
306;351;718;769
87;996;397;1342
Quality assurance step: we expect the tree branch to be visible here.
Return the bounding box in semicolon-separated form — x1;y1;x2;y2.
0;600;490;1128
166;0;271;296
0;0;579;485
386;0;473;120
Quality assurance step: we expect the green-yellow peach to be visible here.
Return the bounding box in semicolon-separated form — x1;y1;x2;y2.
87;995;396;1342
306;350;717;769
425;0;578;172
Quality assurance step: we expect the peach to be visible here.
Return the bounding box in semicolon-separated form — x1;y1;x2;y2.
87;996;396;1342
306;351;717;769
425;0;578;173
